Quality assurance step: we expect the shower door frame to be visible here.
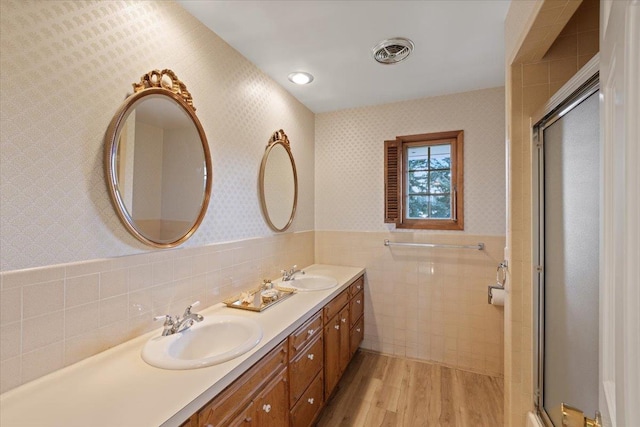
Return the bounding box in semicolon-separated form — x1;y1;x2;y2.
532;56;600;427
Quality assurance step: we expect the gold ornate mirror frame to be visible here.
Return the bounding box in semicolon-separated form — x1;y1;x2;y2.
104;69;212;248
259;129;298;232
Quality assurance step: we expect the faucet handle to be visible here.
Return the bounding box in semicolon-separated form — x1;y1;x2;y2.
154;314;172;323
183;301;200;316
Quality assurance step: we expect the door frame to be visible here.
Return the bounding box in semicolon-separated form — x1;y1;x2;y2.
599;2;640;425
532;56;600;427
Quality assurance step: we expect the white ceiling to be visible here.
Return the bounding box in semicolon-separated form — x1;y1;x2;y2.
178;1;510;113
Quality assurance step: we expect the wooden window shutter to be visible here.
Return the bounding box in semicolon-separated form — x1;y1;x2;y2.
384;139;401;223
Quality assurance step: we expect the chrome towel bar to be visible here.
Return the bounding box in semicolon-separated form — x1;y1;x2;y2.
383;239;484;251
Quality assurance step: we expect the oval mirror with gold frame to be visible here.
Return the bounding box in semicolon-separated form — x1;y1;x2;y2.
259;129;298;232
104;69;212;248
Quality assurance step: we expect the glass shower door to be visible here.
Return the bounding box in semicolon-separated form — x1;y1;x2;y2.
538;88;600;426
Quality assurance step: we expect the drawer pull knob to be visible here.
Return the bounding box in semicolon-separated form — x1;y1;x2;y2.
262;404;271;413
341;318;347;323
357;285;361;289
244;417;252;423
307;329;314;336
356;328;361;332
308;397;315;405
307;353;314;360
334;325;340;330
357;300;361;304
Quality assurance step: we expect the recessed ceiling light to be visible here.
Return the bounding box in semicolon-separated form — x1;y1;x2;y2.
287;72;314;85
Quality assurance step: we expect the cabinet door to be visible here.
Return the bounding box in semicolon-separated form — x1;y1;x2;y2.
338;305;350;375
256;368;289;427
324;315;341;400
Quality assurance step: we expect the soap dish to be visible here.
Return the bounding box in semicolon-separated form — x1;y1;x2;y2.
224;286;295;312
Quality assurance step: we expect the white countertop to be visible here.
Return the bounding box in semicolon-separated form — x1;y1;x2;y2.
0;264;364;427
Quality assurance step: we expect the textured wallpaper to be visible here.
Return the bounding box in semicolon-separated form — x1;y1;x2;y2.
315;87;506;235
0;0;315;271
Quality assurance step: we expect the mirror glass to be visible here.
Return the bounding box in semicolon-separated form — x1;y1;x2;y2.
259;130;297;231
105;70;212;247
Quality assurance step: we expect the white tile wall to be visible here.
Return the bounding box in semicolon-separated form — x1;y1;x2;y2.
0;231;314;393
316;231;505;377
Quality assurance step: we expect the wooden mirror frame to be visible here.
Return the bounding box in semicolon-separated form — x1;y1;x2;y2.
104;69;212;248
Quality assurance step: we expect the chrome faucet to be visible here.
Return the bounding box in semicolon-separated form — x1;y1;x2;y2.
154;301;204;336
281;265;305;281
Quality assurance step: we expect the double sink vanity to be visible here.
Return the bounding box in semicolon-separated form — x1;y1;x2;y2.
0;264;365;427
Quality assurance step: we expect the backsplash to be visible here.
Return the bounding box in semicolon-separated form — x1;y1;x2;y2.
316;231;504;377
0;231;314;393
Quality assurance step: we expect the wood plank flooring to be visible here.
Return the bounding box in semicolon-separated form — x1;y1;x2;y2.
316;350;503;427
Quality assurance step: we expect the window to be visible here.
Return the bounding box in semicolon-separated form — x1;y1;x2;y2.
384;130;463;230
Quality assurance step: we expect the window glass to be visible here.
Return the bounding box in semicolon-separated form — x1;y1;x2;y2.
406;144;451;219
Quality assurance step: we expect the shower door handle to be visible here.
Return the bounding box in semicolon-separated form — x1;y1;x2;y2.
560;403;602;427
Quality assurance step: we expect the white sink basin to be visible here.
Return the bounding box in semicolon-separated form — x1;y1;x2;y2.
277;274;338;292
142;315;263;370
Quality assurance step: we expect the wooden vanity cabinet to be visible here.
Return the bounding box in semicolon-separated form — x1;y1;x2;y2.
198;340;288;427
185;274;365;427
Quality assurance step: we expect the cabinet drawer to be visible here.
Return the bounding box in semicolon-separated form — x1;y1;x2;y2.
289;311;322;357
198;340;288;427
349;290;364;328
323;289;349;323
350;316;364;357
226;402;254;427
349;275;364;298
289;335;323;406
290;372;324;427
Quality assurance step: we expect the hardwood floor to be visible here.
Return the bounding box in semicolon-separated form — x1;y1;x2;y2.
316;350;503;427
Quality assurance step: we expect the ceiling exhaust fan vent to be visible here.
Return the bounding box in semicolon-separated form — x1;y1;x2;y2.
372;37;415;64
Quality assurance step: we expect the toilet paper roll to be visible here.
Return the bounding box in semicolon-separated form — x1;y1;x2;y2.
488;286;505;306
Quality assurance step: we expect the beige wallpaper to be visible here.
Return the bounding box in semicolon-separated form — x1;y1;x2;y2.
315;87;506;235
0;0;315;272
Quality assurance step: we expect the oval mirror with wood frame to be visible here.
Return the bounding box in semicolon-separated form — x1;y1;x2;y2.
259;129;298;232
104;69;212;248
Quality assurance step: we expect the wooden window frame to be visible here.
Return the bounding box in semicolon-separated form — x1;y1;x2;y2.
384;130;464;230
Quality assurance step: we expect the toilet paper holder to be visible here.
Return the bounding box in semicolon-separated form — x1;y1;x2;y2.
487;261;508;304
488;285;504;304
